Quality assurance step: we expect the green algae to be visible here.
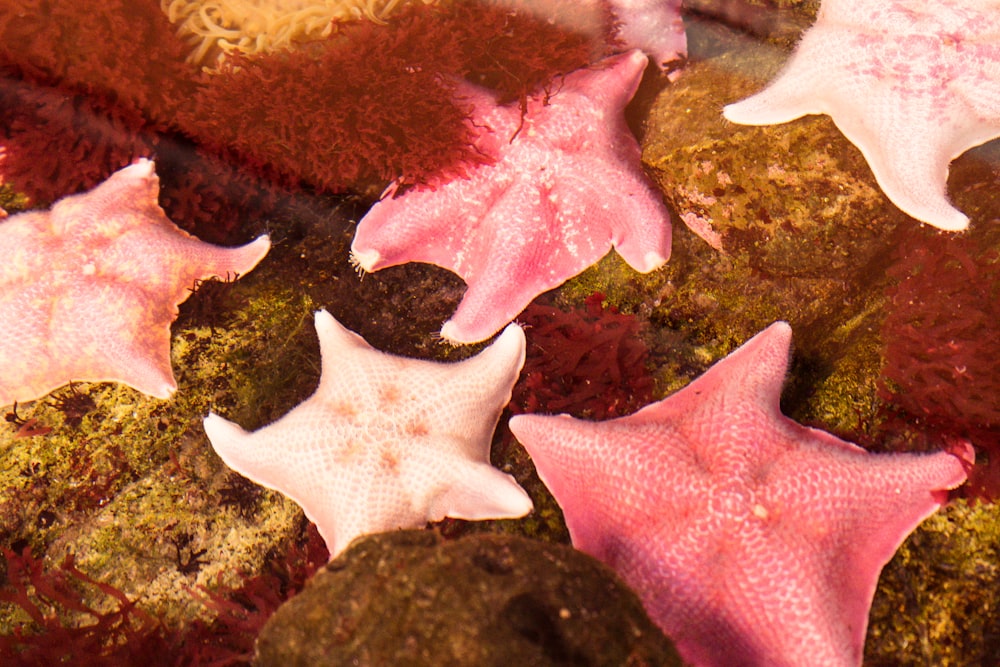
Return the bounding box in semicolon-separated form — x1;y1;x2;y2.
0;184;29;215
867;500;1000;665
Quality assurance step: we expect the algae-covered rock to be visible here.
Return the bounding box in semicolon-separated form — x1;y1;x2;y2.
642;46;905;278
866;499;1000;666
254;530;682;667
684;0;818;52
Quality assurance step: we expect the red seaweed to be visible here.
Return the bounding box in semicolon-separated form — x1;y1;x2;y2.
183;0;613;194
0;527;327;666
878;225;1000;498
511;292;656;420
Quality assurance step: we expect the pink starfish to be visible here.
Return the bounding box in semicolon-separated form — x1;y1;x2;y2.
509;322;972;667
0;159;270;407
350;50;672;345
723;0;1000;231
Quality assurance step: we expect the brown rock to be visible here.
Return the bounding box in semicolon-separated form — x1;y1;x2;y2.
254;530;682;666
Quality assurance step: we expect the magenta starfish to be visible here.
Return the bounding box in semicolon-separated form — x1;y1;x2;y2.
350;50;672;345
510;322;972;667
0;159;270;407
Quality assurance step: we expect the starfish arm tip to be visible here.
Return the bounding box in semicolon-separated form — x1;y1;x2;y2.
722;94;811;126
638;249;669;272
129;157;156;177
349;247;381;273
439;319;482;346
202;412;252;468
234;234;272;271
492;322;527;365
429;465;534;522
918;208;970;232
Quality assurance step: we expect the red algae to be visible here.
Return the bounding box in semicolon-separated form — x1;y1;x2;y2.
878;225;1000;498
0;0;196;200
0;528;327;666
0;0;611;234
511;293;655;420
183;0;614;193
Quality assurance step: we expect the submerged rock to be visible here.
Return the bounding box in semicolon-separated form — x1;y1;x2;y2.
254;530;682;666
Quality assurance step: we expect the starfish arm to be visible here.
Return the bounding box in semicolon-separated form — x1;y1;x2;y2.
639;322;793;425
78;284;178;398
184;234;271;287
580;157;672;272
416;323;524;455
313;308;380;369
103;229;271;304
447;322;525;435
723;23;862;126
508;413;618;550
439;178;604;344
507;413;696;556
722;56;826;126
426;460;533;522
203;410;343;547
350;176;492;274
826;96;970;230
204;412;265;476
817;446;970;654
545;147;671;273
48;159;161;239
3;280;179;402
609;0;686;69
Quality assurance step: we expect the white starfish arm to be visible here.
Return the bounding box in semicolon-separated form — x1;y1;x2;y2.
426;461;533;522
832;109;970;231
723;70;822;126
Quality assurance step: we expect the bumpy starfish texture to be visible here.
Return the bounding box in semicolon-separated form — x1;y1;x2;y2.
723;0;1000;231
204;310;533;559
0;159;270;408
609;0;686;70
351;50;672;344
510;322;972;667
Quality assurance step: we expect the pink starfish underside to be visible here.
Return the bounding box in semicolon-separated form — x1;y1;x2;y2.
510;322;971;667
0;159;270;406
351;49;671;345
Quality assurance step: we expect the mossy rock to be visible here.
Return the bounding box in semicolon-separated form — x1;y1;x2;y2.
254;530;682;666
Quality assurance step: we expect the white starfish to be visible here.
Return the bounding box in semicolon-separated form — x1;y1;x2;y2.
203;310;532;559
724;0;1000;231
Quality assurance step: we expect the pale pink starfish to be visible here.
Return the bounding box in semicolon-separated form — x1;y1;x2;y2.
723;0;1000;231
0;159;270;407
510;322;972;667
609;0;687;70
350;50;672;345
204;310;533;559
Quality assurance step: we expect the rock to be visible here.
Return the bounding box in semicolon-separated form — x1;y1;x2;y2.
254;530;682;666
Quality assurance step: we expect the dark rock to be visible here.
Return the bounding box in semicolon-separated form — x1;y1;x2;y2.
254;530;682;667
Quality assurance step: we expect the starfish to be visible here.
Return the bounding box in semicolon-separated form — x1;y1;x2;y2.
609;0;686;70
723;0;1000;231
0;159;270;408
350;50;672;345
509;322;972;667
203;310;533;559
